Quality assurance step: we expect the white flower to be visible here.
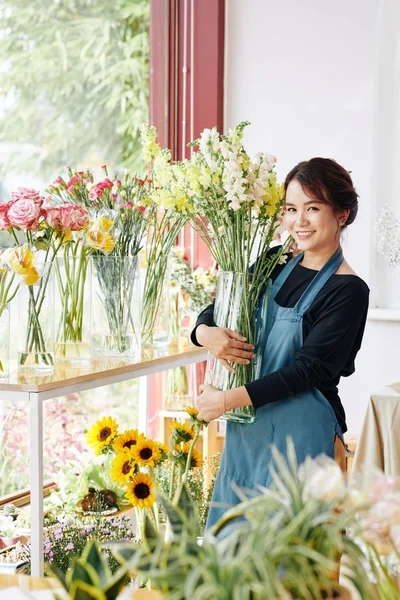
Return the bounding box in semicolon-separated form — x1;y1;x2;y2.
301;455;346;503
278;254;288;265
217;225;226;236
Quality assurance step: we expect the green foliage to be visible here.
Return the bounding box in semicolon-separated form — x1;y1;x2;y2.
52;540;131;600
0;0;149;178
110;443;375;599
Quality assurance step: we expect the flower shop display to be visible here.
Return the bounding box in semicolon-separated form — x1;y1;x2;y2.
47;166;150;359
148;121;291;422
0;542;30;574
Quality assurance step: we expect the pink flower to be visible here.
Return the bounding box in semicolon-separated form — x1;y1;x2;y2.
53;176;64;186
137;205;146;213
101;165;107;170
11;187;42;204
8;192;44;230
112;194;117;201
126;202;133;209
66;176;81;189
45;204;88;232
115;180;122;187
0;201;11;230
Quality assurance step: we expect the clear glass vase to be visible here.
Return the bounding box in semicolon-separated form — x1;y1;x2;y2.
141;261;169;348
18;262;55;371
54;251;91;363
0;305;10;380
204;271;271;423
163;365;192;410
91;256;141;358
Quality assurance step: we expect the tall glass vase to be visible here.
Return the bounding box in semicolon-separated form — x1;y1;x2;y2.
0;305;10;380
141;261;169;348
18;262;55;371
91;256;141;358
54;251;91;363
204;271;271;423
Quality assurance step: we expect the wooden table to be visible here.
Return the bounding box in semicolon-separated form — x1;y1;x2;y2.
0;573;57;590
0;342;207;576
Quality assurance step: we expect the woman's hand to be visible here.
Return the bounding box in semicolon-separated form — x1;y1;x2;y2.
196;324;255;374
196;383;224;422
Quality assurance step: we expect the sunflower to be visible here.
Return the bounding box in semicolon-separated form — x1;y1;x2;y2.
110;451;136;487
86;416;118;455
170;420;195;443
125;473;155;509
132;438;162;468
175;442;203;469
113;429;143;454
186;406;199;418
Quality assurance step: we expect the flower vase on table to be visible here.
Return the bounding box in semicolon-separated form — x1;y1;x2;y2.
18;261;55;371
55;247;91;363
205;271;271;423
91;255;141;358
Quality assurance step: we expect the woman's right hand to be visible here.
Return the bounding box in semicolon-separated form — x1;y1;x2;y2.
196;324;255;374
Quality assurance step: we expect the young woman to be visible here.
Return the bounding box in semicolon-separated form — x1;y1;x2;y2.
191;158;370;529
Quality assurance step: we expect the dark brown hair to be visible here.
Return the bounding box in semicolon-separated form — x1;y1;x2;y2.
284;157;359;228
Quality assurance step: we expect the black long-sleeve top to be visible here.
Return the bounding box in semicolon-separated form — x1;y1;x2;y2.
191;250;370;433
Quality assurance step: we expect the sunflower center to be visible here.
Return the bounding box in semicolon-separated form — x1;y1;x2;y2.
134;483;150;499
124;440;136;449
121;461;131;475
140;448;153;460
99;427;111;441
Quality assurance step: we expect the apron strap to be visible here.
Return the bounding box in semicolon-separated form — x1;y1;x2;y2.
271;252;304;301
295;246;344;316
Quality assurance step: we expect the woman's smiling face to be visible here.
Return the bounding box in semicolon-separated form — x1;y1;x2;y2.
283;179;342;253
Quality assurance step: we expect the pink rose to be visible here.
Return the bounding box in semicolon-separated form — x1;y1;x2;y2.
0;201;11;230
7;196;43;230
11;187;42;204
66;176;81;189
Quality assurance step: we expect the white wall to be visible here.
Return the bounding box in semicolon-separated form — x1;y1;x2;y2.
225;0;400;434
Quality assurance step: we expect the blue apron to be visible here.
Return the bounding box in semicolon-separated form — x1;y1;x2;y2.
206;247;344;529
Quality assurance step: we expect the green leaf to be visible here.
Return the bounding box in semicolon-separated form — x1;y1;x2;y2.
157;494;186;537
143;513;161;552
48;564;68;591
66;561;100;590
84;541;110;587
104;564;131;600
176;484;196;523
69;580;106;600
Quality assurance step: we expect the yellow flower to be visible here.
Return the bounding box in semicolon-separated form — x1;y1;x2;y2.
20;268;40;286
138;249;147;269
98;216;113;233
113;429;143;454
170;420;195;443
86;230;115;253
186;406;199;418
86;416;118;455
132;437;162;468
110;451;136;487
175;442;203;469
125;473;155;509
7;247;35;275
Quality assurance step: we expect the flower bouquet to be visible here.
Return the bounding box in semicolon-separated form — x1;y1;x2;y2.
151;122;291;422
140;126;186;347
86;416;168;538
48;166;150;358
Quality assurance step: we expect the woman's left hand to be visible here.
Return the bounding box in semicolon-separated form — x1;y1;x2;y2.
196;383;225;422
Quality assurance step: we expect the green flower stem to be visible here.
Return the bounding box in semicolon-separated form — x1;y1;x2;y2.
168;460;176;500
141;209;185;344
182;424;200;485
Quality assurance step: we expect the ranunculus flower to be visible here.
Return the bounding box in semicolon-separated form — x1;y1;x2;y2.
7;194;43;231
0;201;11;230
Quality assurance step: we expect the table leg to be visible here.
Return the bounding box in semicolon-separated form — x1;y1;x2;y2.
29;392;44;576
